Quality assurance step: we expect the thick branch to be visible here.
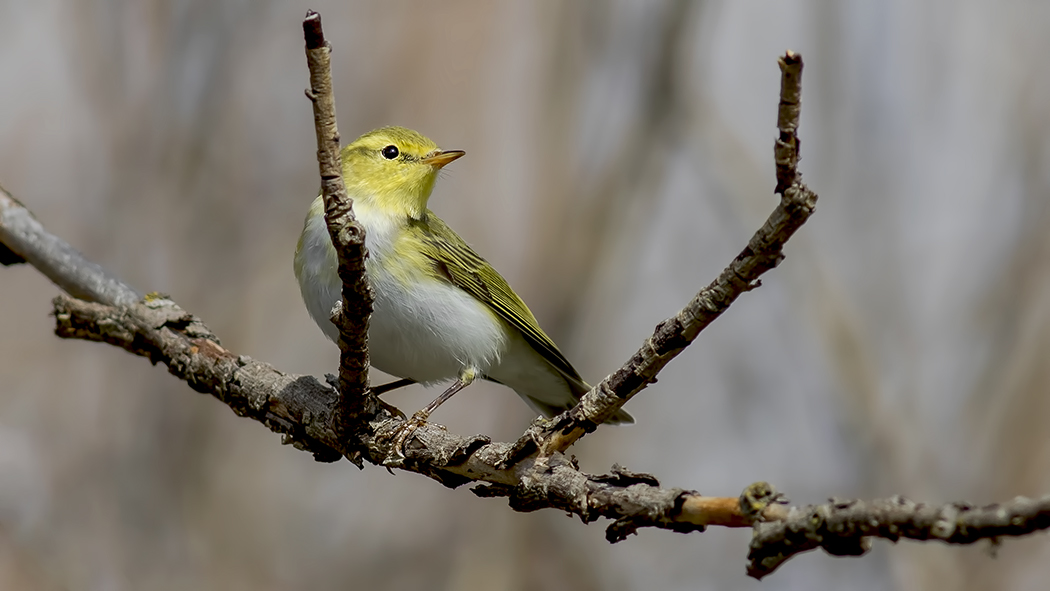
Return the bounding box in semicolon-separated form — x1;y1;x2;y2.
49;293;775;535
303;11;373;431
747;494;1050;579
52;295;347;463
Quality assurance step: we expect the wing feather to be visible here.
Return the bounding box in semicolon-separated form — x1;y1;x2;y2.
414;213;587;392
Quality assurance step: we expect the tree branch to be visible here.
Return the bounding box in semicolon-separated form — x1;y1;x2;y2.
747;494;1050;579
3;29;1049;579
530;51;817;456
303;11;373;436
0;186;139;305
47;292;783;529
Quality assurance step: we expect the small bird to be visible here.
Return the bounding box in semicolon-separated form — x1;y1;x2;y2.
294;126;633;434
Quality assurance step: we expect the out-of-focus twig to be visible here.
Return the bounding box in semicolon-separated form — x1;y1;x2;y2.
0;186;139;305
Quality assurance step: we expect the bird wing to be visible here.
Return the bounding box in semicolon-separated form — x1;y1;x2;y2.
415;213;588;392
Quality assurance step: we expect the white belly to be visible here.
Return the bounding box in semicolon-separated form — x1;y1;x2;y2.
367;262;508;384
294;198;508;384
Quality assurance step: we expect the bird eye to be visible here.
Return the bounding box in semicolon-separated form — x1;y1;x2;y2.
381;145;399;159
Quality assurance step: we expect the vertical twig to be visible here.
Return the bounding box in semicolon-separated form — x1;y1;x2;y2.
303;11;373;437
774;51;803;195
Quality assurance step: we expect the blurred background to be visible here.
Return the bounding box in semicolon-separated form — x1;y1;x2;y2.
2;1;1050;589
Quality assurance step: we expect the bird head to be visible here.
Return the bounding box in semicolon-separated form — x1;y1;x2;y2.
340;126;464;219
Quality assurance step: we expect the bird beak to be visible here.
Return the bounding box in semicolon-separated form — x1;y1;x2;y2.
422;149;465;169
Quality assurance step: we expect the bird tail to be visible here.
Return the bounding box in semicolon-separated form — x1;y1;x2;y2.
525;383;635;425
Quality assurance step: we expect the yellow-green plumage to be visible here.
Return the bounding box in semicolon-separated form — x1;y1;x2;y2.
415;214;590;394
294;126;632;424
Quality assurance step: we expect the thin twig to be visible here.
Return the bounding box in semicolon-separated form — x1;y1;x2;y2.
302;11;373;436
529;50;817;457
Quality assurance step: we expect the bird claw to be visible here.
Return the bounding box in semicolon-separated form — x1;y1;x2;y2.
384;412;429;463
380;376;469;465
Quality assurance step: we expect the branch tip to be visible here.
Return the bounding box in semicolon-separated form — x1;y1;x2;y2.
303;11;325;50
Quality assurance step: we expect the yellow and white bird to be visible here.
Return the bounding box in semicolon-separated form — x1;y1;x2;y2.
294;126;633;426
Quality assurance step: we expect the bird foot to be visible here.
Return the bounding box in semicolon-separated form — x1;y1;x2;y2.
383;411;430;464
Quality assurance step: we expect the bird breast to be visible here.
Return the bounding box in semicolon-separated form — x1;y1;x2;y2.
362;207;509;384
298;195;509;384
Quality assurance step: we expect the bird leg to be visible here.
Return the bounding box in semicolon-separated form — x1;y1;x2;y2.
415;372;474;419
368;379;415;419
370;378;416;395
388;368;477;459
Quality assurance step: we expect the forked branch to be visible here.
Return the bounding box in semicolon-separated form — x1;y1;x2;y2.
1;12;1048;579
